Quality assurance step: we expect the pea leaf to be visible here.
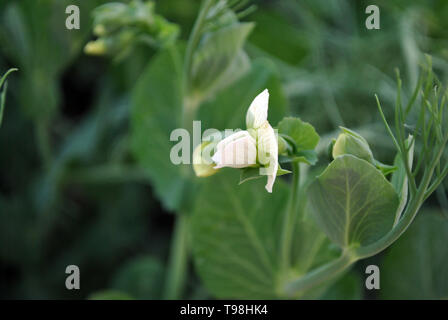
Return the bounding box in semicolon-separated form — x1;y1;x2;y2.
191;170;333;299
198;58;288;130
380;212;448;299
191;171;288;299
190;22;254;100
278;117;320;151
131;47;185;212
308;155;399;248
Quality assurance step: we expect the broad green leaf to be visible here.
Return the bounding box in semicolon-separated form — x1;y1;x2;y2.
249;10;308;65
380;212;448;299
308;155;399;248
112;256;164;300
131;46;185;211
89;290;133;300
290;214;338;277
278;117;320;151
1;0;100;119
207;49;250;97
198;58;288;131
191;170;333;299
287;183;341;299
190;22;254;100
191;170;288;299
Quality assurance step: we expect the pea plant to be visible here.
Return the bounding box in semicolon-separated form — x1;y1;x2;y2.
86;0;448;299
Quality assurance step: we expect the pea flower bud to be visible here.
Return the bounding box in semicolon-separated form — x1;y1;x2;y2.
193;141;219;177
209;89;279;192
257;121;279;193
84;40;107;55
332;127;374;164
246;89;269;129
277;135;288;155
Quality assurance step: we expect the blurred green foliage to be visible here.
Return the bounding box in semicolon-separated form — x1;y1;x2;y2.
0;0;447;299
85;0;179;60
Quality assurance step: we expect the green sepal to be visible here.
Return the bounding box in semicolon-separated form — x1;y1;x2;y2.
239;165;291;185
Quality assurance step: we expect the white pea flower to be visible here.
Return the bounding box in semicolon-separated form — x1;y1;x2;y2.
246;88;269;129
212;130;257;168
257;121;278;193
211;89;279;192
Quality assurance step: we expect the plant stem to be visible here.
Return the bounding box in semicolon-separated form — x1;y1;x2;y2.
284;249;355;297
182;0;213;94
163;213;190;299
163;0;212;300
163;97;198;299
280;162;300;273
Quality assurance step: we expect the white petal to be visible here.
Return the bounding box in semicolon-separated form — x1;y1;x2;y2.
265;174;276;193
257;121;278;193
212;131;257;169
246;89;269;129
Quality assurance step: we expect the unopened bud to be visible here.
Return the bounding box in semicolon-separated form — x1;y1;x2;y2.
332;127;374;164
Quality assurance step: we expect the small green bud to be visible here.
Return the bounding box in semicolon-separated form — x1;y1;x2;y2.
193;141;219;178
94;24;107;37
84;40;107;55
332;127;374;164
277;135;288;155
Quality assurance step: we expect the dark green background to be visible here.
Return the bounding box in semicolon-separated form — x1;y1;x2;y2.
0;0;447;299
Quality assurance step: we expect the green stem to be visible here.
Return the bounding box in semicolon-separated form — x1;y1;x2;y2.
280;162;300;273
163;0;213;300
163;214;190;299
164;97;198;299
182;0;213;94
284;249;355;297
